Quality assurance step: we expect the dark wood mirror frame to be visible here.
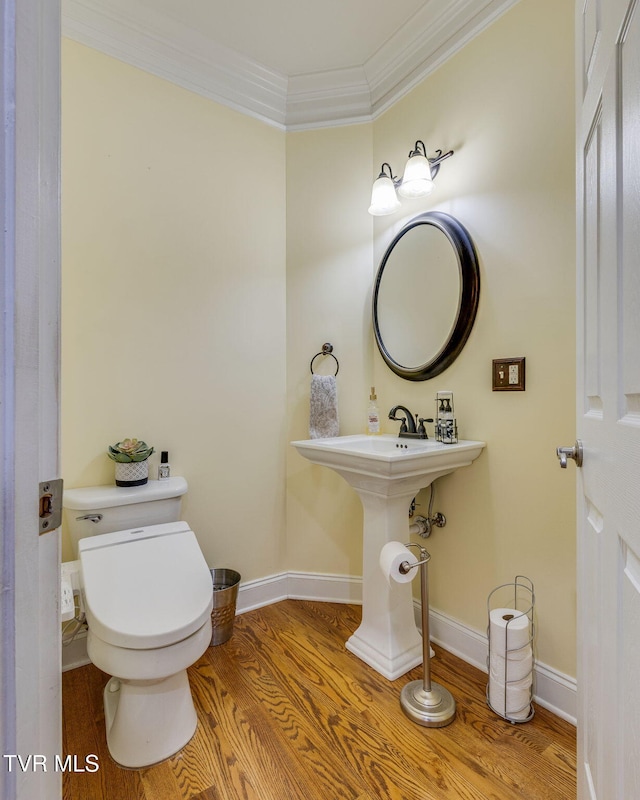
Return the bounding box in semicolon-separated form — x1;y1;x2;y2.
373;211;480;381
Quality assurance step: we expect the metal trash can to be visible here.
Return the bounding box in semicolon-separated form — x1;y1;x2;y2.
209;568;241;645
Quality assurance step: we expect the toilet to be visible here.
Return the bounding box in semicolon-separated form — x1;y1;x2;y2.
63;477;213;768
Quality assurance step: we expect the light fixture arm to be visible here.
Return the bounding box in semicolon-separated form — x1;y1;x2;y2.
427;148;454;179
408;140;428;158
378;162;402;188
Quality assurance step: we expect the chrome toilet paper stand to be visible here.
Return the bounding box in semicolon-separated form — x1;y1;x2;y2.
486;576;535;723
398;543;456;728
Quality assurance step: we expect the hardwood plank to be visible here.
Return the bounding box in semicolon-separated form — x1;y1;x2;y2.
138;762;187;800
190;788;224;800
231;605;524;800
197;642;370;799
189;657;343;800
232;602;575;800
62;601;576;800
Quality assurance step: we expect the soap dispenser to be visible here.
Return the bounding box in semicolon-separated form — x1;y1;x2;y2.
435;391;457;444
367;387;381;435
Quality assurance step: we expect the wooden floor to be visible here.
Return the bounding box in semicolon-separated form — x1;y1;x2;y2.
62;601;576;800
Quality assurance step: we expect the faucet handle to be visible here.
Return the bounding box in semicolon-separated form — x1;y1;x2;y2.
417;417;434;436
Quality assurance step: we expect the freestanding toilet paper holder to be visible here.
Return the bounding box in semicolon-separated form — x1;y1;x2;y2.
486;575;535;723
398;543;456;728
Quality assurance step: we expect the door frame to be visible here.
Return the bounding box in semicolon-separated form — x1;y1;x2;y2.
1;1;62;799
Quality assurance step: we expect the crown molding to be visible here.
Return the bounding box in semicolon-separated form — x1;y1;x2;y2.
62;0;521;130
286;67;373;130
366;0;521;116
62;0;289;128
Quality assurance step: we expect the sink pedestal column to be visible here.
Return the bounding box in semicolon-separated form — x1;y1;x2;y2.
291;435;486;681
345;484;427;680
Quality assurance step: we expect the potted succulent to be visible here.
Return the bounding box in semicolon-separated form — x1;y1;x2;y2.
107;438;155;487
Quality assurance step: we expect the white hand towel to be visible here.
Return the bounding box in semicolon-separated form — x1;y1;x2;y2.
309;374;339;439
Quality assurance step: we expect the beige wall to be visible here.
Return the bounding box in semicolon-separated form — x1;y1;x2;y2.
61;41;287;580
285;124;374;576
370;0;576;675
285;0;576;676
62;0;576;678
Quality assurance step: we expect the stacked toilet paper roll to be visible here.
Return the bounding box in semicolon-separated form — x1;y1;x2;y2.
488;607;533;721
379;541;417;584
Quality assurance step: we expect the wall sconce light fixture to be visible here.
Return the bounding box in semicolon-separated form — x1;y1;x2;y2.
368;141;454;216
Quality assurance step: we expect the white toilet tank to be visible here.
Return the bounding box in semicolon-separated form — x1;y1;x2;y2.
63;477;188;557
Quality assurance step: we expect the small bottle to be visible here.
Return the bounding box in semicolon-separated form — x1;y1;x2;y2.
158;451;170;480
367;387;380;435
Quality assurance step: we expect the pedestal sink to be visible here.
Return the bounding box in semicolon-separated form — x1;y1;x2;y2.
291;434;485;680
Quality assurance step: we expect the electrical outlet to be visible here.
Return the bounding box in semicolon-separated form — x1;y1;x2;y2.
492;357;525;391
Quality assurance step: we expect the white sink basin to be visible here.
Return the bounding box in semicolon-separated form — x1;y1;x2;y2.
292;434;485;486
291;433;485;680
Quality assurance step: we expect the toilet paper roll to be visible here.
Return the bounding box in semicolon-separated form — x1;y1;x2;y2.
489;675;532;721
489;647;533;683
489;607;531;656
379;541;418;584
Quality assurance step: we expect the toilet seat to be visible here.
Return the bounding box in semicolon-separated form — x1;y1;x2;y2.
87;620;212;682
79;521;213;650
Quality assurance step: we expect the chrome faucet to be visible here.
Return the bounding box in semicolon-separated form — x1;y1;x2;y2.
389;406;434;439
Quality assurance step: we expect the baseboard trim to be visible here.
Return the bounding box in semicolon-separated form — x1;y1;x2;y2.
427;605;577;725
62;570;577;724
236;570;362;612
61;628;90;672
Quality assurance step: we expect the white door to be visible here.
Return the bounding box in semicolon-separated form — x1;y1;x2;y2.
0;2;62;799
575;0;640;797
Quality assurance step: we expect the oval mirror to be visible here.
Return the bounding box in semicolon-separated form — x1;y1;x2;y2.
373;211;480;381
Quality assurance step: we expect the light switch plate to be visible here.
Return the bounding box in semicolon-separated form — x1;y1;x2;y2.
492;357;526;391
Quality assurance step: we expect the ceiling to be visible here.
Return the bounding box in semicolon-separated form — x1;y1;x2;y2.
62;0;520;129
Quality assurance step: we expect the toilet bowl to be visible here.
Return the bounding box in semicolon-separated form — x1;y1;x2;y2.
78;521;213;768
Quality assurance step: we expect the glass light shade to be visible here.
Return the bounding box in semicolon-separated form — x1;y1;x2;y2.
398;154;434;198
368;174;401;216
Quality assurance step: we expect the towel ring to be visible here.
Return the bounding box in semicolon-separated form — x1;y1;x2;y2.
310;343;339;376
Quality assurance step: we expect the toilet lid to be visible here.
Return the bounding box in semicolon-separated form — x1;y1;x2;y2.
79;521;214;650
